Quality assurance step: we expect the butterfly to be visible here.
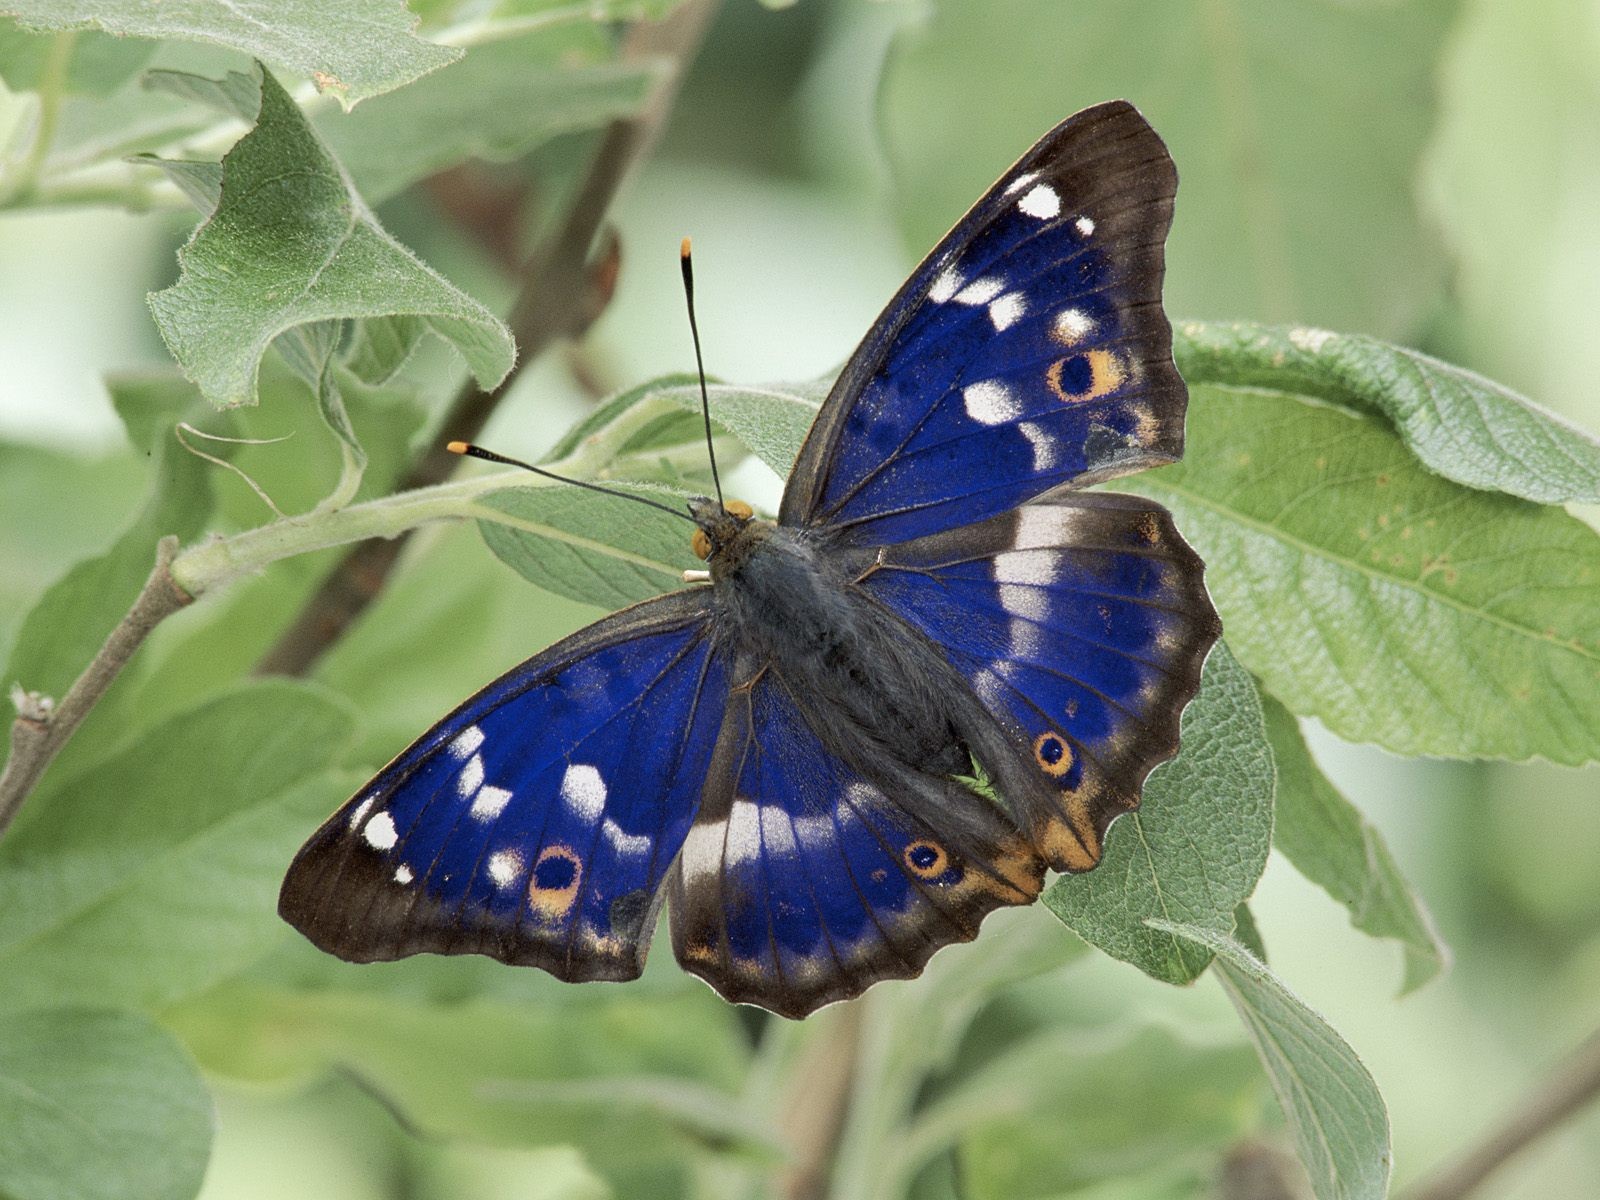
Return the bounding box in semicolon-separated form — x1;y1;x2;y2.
280;100;1221;1018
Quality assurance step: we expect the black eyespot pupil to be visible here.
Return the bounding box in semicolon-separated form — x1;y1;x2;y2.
534;855;576;890
909;845;938;870
1040;736;1064;764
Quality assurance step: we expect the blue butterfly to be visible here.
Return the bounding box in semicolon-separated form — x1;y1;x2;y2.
280;101;1220;1018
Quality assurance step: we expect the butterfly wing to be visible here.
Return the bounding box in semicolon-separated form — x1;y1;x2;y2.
781;100;1183;545
279;589;730;982
666;654;1043;1018
860;492;1220;873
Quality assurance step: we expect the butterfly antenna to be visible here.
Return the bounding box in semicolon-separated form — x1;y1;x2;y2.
679;237;726;512
447;442;696;524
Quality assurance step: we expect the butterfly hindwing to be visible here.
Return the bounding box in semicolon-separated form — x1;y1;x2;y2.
667;657;1042;1018
860;492;1220;872
782;100;1184;545
279;590;729;982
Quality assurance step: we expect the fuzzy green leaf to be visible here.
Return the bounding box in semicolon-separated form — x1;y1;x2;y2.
649;379;826;477
1150;922;1391;1200
0;19;155;98
1130;387;1600;763
0;683;356;1014
1043;642;1275;985
1263;695;1447;992
474;484;692;611
3;0;457;108
1175;321;1600;505
148;66;513;410
0;1008;212;1200
316;29;666;204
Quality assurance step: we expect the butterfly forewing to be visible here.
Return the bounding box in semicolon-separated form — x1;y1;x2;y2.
781;100;1184;545
279;590;728;982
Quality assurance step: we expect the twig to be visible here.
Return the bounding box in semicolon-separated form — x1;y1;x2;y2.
0;537;192;836
253;0;720;678
1406;1029;1600;1200
778;1000;866;1200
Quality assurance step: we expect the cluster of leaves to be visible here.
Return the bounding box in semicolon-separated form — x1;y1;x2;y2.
1;4;1598;1200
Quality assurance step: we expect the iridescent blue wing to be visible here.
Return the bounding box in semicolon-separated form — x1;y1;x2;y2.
780;101;1183;545
279;590;729;982
667;654;1043;1018
860;492;1220;873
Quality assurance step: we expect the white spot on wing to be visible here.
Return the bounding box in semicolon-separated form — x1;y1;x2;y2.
457;754;484;798
1004;170;1040;196
1017;505;1078;548
487;849;523;887
393;864;414;885
348;795;375;832
993;549;1060;586
1019;421;1060;471
954;277;1004;306
471;785;511;821
963;381;1021;426
680;819;723;883
602;818;650;856
1075;215;1095;237
999;582;1049;621
450;725;484;758
988;292;1026;331
363;811;397;851
928;266;963;303
560;763;606;820
972;666;1007;709
726;799;760;866
759;806;798;858
1018;183;1061;220
1054;307;1094;343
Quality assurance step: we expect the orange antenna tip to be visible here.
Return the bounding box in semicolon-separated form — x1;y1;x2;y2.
446;440;470;455
680;236;692;259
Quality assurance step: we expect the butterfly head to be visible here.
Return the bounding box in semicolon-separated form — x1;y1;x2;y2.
688;496;756;562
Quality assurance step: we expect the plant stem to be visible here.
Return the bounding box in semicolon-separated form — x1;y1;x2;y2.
1405;1029;1600;1200
253;0;720;677
0;537;190;837
777;1001;866;1200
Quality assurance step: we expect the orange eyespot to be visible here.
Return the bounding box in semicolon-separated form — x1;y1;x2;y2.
724;499;753;520
903;839;950;880
691;529;712;560
1033;731;1074;777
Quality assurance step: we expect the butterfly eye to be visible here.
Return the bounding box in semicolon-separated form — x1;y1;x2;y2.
1033;732;1075;777
724;499;753;520
691;529;712;560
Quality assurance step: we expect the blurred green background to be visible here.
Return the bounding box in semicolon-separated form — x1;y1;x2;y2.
1;1;1598;1197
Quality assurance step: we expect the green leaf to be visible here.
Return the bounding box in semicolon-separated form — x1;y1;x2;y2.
1232;901;1268;963
141;65;259;120
1150;922;1392;1200
1263;695;1448;993
147;65;514;411
947;1025;1262;1200
275;320;367;493
1043;642;1275;985
129;154;222;211
1175;321;1600;505
474;484;691;610
0;1008;212;1200
543;373;703;466
315;29;666;204
165;973;752;1166
4;0;458;108
0;19;156;98
881;0;1454;337
1131;386;1600;763
649;378;826;477
0;682;356;1014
